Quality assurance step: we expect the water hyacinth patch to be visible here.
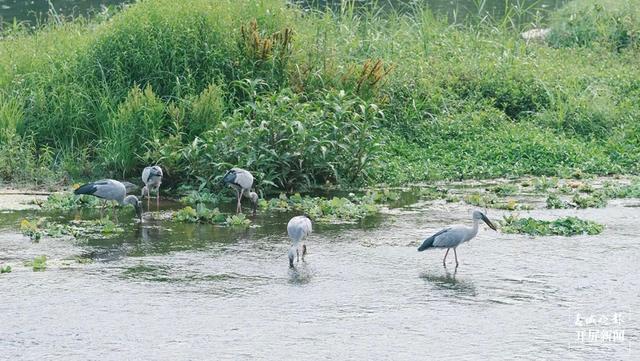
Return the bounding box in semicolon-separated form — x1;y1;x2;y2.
26;255;47;272
172;204;227;224
500;215;604;236
33;191;102;210
20;219;43;241
601;180;640;199
546;194;570;209
489;184;519;196
417;187;449;201
19;218;125;241
258;193;379;223
572;192;608;209
225;214;251;228
463;192;532;211
179;190;231;207
1;265;11;274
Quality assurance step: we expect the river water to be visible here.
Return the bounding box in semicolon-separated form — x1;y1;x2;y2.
0;183;638;360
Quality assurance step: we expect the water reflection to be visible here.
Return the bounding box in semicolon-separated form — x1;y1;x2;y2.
420;267;477;296
288;263;314;285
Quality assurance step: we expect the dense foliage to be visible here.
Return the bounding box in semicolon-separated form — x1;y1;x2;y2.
1;0;639;191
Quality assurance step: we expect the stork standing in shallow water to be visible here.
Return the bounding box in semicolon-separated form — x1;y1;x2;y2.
287;215;312;268
418;210;497;267
221;168;258;215
74;179;142;221
141;165;163;209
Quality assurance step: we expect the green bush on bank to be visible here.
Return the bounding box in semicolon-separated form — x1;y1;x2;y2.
1;0;639;190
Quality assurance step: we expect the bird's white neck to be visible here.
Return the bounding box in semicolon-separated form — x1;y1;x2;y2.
469;218;480;238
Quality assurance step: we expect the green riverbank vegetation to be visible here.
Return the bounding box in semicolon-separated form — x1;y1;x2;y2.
1;0;639;193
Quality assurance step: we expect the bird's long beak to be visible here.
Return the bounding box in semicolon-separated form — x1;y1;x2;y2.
252;201;257;216
482;214;497;231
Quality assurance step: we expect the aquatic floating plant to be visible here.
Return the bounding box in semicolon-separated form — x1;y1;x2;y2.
225;214;251;228
258;192;379;223
19;218;125;241
572;192;608;209
20;219;43;241
33;191;102;210
463;192;532;211
25;255;47;272
173;204;226;224
500;215;604;236
545;194;570;209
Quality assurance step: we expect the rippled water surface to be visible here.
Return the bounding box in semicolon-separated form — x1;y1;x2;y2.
1;185;638;360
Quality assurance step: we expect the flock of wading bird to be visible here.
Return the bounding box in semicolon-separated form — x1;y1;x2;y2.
75;167;498;269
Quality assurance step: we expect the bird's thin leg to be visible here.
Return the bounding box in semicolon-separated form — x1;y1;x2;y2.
302;244;307;262
99;201;104;219
236;190;242;214
443;248;450;266
296;247;300;262
453;248;459;267
236;189;240;214
156;185;160;210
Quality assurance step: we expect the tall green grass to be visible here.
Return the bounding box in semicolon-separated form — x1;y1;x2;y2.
0;0;639;190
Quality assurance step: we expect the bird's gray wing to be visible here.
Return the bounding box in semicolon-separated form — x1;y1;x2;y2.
432;226;467;248
418;227;451;251
234;169;254;190
92;180;125;201
74;182;101;196
142;167;151;183
142;166;162;183
222;169;237;186
287;216;311;242
303;218;312;235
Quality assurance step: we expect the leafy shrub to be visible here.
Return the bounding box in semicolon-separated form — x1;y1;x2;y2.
548;1;639;51
97;85;168;177
187;83;226;137
0;134;55;184
197;89;386;189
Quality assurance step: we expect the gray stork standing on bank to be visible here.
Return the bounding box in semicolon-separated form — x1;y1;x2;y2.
287;215;312;268
418;210;497;267
74;179;143;221
221;168;258;215
141;165;163;208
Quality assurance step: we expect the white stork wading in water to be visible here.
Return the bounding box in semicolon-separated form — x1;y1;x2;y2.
418;210;497;267
221;168;258;215
74;179;142;221
287;215;312;268
141;165;163;209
